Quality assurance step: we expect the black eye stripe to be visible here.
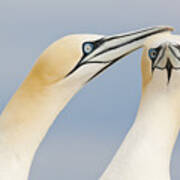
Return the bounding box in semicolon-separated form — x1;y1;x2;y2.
148;46;163;73
66;38;105;77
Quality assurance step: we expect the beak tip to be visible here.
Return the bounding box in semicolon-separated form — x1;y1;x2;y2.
157;25;174;32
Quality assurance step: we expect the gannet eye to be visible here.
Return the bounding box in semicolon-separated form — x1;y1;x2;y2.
83;42;94;54
148;49;159;61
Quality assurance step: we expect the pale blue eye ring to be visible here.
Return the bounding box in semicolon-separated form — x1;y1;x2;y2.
83;42;94;54
149;49;158;60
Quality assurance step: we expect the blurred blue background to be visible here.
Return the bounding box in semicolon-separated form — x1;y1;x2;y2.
0;0;179;179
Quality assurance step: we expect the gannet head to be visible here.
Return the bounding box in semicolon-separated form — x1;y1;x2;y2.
29;26;173;88
141;32;180;90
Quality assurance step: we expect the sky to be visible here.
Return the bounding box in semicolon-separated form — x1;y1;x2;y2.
0;0;180;179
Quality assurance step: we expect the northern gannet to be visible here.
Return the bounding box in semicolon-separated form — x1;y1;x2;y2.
100;32;180;180
0;27;172;180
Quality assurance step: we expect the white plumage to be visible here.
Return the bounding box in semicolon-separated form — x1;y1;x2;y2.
100;33;180;180
0;27;172;180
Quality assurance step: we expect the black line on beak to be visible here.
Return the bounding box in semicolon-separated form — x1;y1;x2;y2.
153;59;173;84
66;27;172;78
86;50;134;83
168;45;180;61
103;27;158;42
93;28;170;59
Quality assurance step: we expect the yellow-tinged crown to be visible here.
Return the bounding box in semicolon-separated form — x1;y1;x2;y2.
24;34;102;88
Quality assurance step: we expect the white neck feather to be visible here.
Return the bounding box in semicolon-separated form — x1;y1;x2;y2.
100;71;180;180
0;77;81;180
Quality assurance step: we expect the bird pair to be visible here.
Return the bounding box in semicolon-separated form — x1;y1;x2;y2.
0;26;179;180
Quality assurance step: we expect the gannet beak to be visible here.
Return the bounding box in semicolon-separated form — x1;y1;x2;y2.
67;26;173;80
